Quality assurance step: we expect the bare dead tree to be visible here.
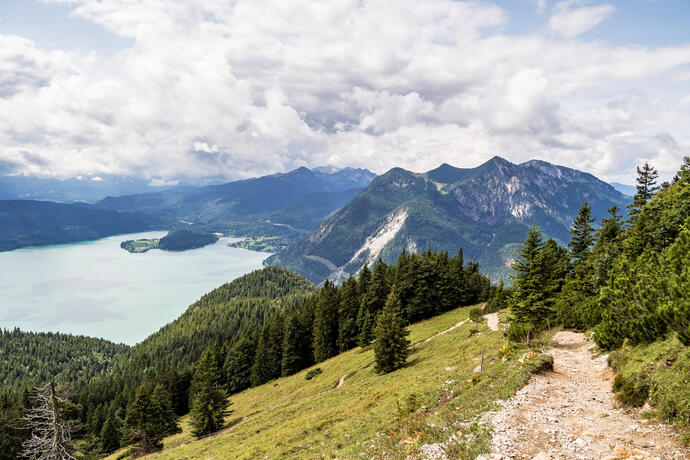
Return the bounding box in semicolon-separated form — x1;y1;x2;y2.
21;381;75;460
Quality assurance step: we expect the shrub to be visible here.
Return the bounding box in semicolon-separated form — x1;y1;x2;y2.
305;368;322;380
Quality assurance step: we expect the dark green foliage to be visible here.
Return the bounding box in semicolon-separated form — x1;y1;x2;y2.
304;368;322;380
99;411;122;454
224;338;256;394
190;347;229;438
157;229;218;251
337;277;360;352
485;280;509;313
374;291;410;374
612;373;649;407
123;382;178;455
281;314;308;376
628;162;659;226
0;393;26;459
568;202;595;264
0;329;128;398
469;307;483;324
312;280;340;363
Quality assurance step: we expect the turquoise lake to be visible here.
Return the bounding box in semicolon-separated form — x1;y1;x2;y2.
0;232;268;345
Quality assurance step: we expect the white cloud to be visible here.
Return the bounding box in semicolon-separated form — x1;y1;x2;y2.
0;0;688;184
549;1;615;38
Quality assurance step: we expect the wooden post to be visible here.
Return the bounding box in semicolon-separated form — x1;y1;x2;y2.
547;318;551;330
527;329;531;346
480;349;484;372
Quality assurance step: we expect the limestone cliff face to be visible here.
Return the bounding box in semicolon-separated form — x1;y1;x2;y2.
266;157;629;283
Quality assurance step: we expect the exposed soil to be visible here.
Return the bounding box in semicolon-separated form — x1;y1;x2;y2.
484;313;499;332
336;374;346;389
477;331;688;460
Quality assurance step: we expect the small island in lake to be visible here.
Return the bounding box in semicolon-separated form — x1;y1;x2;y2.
121;229;219;253
228;235;287;252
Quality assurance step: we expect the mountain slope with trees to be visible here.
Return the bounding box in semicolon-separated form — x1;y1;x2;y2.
0;200;168;251
506;156;690;437
267;157;629;283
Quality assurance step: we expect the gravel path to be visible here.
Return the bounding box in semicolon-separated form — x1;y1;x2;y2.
477;331;688;460
484;313;499;331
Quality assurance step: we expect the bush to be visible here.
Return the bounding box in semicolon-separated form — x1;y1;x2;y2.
506;323;527;343
305;368;322;380
469;307;483;323
612;373;649;407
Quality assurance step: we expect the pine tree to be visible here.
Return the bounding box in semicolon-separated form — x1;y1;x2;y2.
357;310;375;347
190;346;229;438
628;162;659;224
124;383;172;454
281;314;305;376
591;205;624;288
224;337;256;393
568;202;595;264
312;280;339;362
150;384;179;437
250;328;271;387
337;276;360;352
0;393;26;459
511;226;552;330
99;412;121;454
374;290;410;374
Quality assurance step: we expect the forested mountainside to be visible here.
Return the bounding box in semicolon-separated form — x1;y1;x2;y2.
0;329;129;397
1;249;491;457
0;200;169;251
266;156;629;283
95;167;376;247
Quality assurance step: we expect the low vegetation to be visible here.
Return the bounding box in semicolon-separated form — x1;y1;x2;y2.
227;236;287;252
97;308;551;459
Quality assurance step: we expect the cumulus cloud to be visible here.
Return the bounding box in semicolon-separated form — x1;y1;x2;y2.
548;1;615;38
0;0;688;183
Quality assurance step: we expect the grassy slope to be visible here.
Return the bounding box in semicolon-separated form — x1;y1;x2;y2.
104;306;553;460
608;335;690;442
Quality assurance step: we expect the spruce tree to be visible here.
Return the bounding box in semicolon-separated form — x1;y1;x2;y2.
190;346;228;438
224;337;256;393
281;314;305;376
511;226;549;329
312;280;339;362
123;382;177;454
0;393;25;459
150;384;179;437
374;290;410;374
99;412;121;454
568;202;595;264
337;276;360;352
591;205;624;288
628;162;659;224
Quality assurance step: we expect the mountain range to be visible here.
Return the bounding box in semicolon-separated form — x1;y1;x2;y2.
266;156;630;283
94;166;377;243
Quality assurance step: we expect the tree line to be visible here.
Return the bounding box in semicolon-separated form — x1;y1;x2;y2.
508;157;690;351
1;250;491;457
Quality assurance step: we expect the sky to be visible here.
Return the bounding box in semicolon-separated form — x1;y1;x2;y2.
0;0;689;185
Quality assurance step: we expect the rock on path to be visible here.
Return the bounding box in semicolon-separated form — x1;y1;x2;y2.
477;331;688;460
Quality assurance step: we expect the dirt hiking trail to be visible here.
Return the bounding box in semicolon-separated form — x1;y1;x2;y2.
478;331;688;460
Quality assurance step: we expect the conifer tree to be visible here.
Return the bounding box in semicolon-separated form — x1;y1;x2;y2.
511;226;550;329
357;310;375;347
312;280;339;362
190;346;228;438
568;202;595;264
337;276;360;352
0;393;25;459
99;412;121;453
123;382;177;454
374;290;410;374
591;205;624;288
281;314;306;376
224;337;256;393
22;382;75;460
628;162;659;224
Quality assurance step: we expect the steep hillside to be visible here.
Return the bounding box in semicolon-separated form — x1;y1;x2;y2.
103;308;553;459
0;329;129;396
0;200;168;251
95;167;376;244
266;157;629;282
